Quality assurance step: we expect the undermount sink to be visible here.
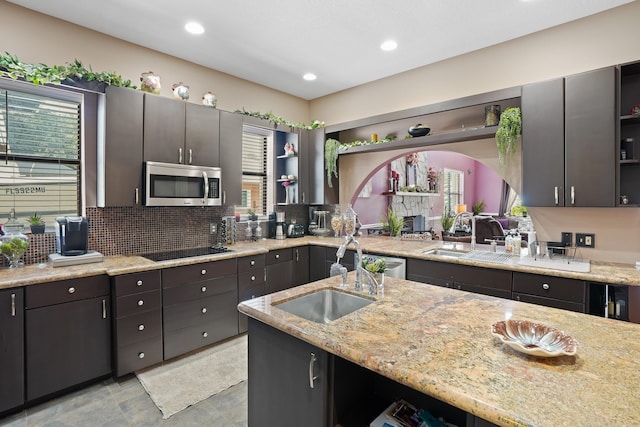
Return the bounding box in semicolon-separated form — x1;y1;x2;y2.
275;289;374;324
423;249;467;258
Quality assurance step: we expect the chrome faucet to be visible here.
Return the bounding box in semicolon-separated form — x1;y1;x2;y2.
336;235;378;295
448;211;477;250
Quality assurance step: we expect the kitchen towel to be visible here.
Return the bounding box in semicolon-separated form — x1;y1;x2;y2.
136;335;247;419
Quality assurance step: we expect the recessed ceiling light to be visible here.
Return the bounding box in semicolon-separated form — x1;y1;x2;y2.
380;40;398;51
185;21;204;35
303;73;317;81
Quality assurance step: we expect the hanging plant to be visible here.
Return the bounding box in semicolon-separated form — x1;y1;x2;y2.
495;107;521;167
325;138;341;188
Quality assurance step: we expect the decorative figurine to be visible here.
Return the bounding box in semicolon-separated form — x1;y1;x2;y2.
140;71;161;95
172;82;190;100
202;91;217;107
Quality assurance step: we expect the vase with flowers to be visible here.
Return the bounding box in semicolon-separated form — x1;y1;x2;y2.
282;180;292;204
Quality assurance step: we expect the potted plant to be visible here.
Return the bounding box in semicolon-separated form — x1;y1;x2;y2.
495;107;522;167
441;210;454;233
472;200;485;216
381;207;404;237
247;209;258;221
28;212;46;234
325;138;341;188
362;256;387;288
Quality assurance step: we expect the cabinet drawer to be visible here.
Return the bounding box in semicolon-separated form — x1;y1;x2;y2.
407;259;454;281
116;289;162;317
113;270;161;297
26;275;109;309
163;291;238;332
162;258;237;288
114;336;163;377
114;308;162;347
164;313;239;360
513;293;585;313
239;281;268;301
237;254;265;271
454;265;512;292
266;248;293;265
239;269;266;287
512;272;586;303
163;275;237;306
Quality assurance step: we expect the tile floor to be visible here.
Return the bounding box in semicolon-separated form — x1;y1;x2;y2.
0;376;247;427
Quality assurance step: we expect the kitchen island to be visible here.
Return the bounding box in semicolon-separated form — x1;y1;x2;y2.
238;273;640;427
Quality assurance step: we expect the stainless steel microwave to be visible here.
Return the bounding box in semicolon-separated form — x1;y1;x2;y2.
144;161;222;206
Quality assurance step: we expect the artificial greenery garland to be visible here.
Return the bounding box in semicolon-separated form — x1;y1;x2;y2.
495;107;522;166
0;53;136;88
234;108;324;131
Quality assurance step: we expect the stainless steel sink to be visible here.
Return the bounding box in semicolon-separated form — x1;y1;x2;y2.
423;249;467;258
275;289;374;324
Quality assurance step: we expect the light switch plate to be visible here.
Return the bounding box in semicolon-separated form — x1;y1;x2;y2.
576;233;595;248
561;232;573;247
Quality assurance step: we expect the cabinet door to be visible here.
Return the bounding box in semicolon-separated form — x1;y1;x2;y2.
185;103;220;166
219;111;243;206
307;128;338;205
248;318;329;427
104;86;144;206
266;261;294;293
275;130;300;205
309;245;327;282
26;296;111;401
143;95;186;163
565;67;617;207
521;78;565;207
0;289;24;413
293;246;310;286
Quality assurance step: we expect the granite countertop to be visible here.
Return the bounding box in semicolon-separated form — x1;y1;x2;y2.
238;275;640;427
1;235;639;290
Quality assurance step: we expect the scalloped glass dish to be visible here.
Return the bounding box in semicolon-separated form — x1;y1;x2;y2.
491;320;578;357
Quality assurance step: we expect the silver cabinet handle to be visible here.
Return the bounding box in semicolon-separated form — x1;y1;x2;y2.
275;254;280;259
202;332;208;338
554;186;559;205
202;307;207;314
251;275;256;281
516;296;521;301
201;286;207;293
571;186;575;205
102;299;107;319
302;191;305;204
137;280;143;287
179;147;183;164
137;300;144;306
201;269;207;275
223;190;226;205
250;260;255;266
138;324;145;331
202;170;209;204
309;352;318;389
68;287;76;294
189;148;193;165
264;270;267;282
135;187;139;205
11;293;16;317
295;249;299;262
542;283;550;290
138;352;145;359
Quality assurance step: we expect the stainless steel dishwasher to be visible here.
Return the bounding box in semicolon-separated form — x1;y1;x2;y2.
361;254;406;279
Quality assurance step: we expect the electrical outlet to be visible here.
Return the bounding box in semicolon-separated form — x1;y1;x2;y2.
210;223;217;234
561;232;573;247
576;233;595;248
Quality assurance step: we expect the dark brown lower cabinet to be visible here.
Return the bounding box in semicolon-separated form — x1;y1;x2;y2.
112;270;163;377
0;288;24;414
293;246;310;286
512;272;586;313
162;259;239;360
25;276;111;401
266;248;293;293
238;255;267;334
407;259;512;299
248;318;329;427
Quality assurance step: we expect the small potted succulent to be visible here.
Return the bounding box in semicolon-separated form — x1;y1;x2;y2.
28;212;46;234
247;209;258;221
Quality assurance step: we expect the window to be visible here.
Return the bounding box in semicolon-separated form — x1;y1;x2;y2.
443;168;464;215
0;81;82;226
240;125;273;215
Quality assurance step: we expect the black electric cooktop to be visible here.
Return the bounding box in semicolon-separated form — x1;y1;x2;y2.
140;246;232;262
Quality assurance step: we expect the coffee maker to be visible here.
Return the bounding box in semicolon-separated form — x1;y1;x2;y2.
55;216;88;256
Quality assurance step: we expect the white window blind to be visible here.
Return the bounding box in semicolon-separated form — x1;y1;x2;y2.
0;87;81;225
443;168;464;214
241;130;267;214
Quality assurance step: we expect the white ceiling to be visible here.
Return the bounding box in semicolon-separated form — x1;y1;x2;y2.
8;0;633;100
